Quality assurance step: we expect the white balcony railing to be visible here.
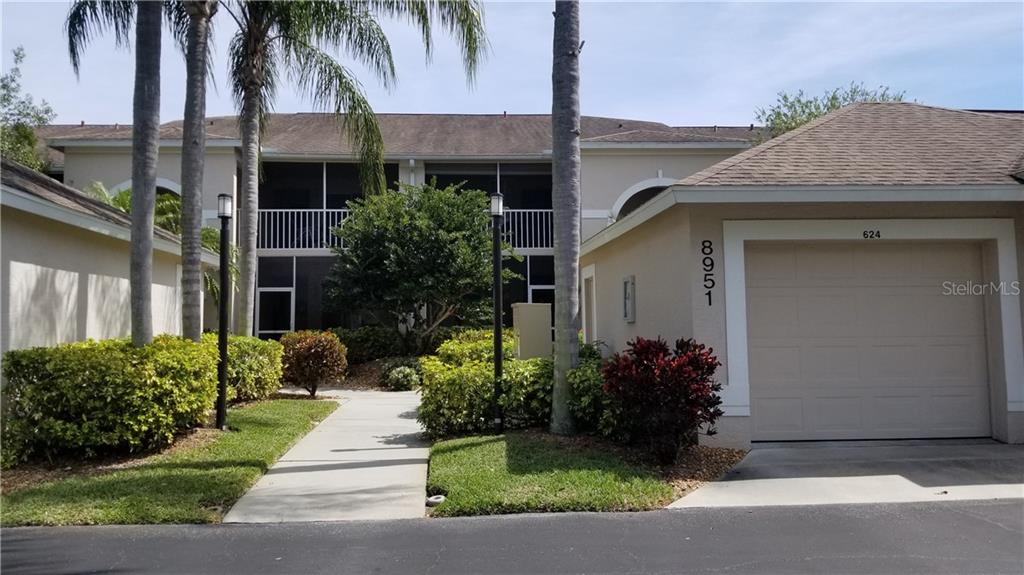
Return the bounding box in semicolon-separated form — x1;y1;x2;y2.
501;209;553;250
257;209;349;250
257;208;554;251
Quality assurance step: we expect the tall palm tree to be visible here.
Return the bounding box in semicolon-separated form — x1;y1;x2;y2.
67;0;172;346
223;0;487;336
549;0;581;434
180;0;219;341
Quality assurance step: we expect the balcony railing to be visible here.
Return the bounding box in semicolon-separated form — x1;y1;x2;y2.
500;209;553;250
257;208;554;251
257;209;349;250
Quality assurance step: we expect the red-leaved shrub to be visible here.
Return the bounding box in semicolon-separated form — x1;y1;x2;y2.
281;331;348;397
602;337;724;464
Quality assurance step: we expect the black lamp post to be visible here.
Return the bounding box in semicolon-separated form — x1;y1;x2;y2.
215;192;233;430
490;190;504;433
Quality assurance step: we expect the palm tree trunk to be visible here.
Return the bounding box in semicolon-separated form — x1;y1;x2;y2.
234;90;260;336
549;0;581;434
180;0;217;341
130;0;161;347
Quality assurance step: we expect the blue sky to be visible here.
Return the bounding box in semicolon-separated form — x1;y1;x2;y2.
1;1;1021;126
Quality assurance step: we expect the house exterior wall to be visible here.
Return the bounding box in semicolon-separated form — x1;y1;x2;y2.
582;200;1024;448
1;207;183;354
579;149;738;240
579;205;693;354
60;147;238;227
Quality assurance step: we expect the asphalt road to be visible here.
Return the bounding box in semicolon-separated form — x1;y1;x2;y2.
3;500;1022;575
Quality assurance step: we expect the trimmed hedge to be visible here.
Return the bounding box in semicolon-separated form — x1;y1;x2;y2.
418;329;552;437
281;331;348;397
202;334;283;402
434;328;516;365
1;336;217;466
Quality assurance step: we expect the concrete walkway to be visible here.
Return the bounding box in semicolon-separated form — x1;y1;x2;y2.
223;390;428;523
671;439;1024;508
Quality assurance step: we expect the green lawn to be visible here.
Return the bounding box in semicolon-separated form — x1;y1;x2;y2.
427;433;674;517
1;399;336;526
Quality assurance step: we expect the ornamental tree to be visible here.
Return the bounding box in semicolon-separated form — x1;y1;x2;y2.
325;181;513;354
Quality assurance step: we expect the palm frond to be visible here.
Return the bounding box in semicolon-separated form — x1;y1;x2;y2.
278;1;397;89
65;0;136;75
364;0;487;82
283;42;386;193
162;0;190;55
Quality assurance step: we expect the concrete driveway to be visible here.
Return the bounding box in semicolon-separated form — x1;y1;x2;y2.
671;439;1024;508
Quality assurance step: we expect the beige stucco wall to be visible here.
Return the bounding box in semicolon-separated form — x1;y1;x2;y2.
582;200;1024;447
61;147;237;228
1;207;183;354
579;205;693;354
579;149;739;240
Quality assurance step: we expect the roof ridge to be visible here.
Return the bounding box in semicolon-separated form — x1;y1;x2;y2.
681;103;862;186
862;101;1024;121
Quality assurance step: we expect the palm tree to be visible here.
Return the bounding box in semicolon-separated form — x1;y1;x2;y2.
549;0;581;434
180;0;219;341
222;0;486;336
67;0;169;346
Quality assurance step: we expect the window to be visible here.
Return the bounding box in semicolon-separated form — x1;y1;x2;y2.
425;163;497;195
326;163;399;208
259;162;323;209
623;275;635;323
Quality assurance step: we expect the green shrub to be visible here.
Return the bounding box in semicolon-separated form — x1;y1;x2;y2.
418;337;552;437
418;356;494;437
384;366;420;391
500;357;553;428
281;331;348;397
1;336;217;465
435;328;516;365
380;356;421;390
202;334;283;401
567;342;619;435
332;326;402;364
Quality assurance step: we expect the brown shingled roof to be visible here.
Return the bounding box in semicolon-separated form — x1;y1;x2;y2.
40;114;759;157
582;128;754;144
1;158;181;244
677;102;1024;187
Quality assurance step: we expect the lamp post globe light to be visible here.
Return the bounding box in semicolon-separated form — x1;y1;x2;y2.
490;190;504;433
215;193;233;430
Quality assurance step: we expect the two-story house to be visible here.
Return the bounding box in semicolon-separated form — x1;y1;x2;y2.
40;113;757;337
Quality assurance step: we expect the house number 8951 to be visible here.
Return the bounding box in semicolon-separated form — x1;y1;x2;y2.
701;240;715;306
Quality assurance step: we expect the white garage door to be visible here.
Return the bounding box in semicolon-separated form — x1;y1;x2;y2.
746;241;991;441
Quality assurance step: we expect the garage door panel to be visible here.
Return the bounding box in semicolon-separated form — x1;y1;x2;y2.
747;294;798;337
808;397;863;432
747;241;991;441
753;398;805;435
748;345;801;382
803;345;861;381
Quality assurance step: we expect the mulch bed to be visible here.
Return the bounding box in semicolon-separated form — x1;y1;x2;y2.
1;428;223;495
337;360;386;390
660;445;748;498
512;429;747;499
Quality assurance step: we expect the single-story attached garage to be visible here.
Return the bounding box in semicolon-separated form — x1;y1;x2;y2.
580;102;1024;448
